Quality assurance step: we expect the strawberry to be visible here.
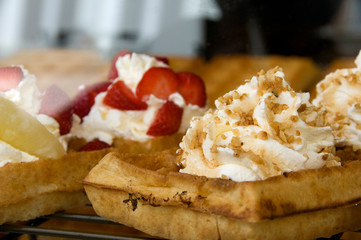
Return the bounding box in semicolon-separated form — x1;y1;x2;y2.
0;66;23;92
108;49;131;80
136;67;179;101
73;81;111;120
103;80;147;110
39;85;73;135
79;139;110;151
153;56;169;65
177;72;206;108
147;101;183;136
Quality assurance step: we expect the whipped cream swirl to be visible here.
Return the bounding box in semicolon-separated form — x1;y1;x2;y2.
313;50;361;151
179;67;340;182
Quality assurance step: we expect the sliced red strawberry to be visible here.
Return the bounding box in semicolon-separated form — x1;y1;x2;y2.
136;67;179;101
108;49;132;80
73;81;111;120
79;139;111;151
177;72;206;107
39;85;73;135
103;80;147;110
0;66;23;92
153;56;169;65
147;101;183;136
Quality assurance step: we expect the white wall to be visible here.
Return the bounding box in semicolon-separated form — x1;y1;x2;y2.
0;0;220;58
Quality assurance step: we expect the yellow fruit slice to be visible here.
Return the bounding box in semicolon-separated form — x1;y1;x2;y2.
0;97;66;159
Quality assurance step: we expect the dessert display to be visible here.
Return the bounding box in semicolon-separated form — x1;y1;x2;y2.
0;50;208;225
313;50;361;161
0;65;107;224
84;67;361;239
69;50;208;153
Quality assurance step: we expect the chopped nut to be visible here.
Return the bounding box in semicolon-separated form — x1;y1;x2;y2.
225;109;232;115
210;145;218;153
290;115;299;122
257;131;268;140
232;91;240;99
231;136;243;147
221;174;229;179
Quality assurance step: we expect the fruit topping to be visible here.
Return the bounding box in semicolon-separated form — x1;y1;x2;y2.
147;101;183;136
177;72;207;107
108;49;132;80
0;97;66;159
79;139;111;151
73;81;111;120
39;85;73;135
0;66;23;92
136;67;179;101
103;80;147;110
153;56;169;65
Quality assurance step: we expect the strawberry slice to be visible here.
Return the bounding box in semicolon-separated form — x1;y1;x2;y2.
136;67;179;101
79;139;111;151
153;56;169;65
39;85;73;135
108;49;132;80
177;72;206;108
73;81;111;120
103;80;147;110
147;101;183;136
0;66;23;92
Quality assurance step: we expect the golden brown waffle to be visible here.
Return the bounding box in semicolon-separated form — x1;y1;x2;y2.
0;133;184;224
0;148;111;224
84;151;361;240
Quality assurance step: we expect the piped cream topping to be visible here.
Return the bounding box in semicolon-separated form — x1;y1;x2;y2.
179;67;340;182
313;50;361;151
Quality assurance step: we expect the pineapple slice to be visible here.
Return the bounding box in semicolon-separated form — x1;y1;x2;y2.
0;97;66;159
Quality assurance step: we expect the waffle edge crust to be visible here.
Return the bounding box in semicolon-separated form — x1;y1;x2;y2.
0;134;183;225
83;151;361;240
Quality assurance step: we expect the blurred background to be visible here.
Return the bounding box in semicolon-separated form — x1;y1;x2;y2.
1;2;361;238
0;0;361;103
0;0;360;63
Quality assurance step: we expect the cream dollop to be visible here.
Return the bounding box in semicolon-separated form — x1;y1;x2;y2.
313;50;361;151
0;141;37;167
179;67;340;182
0;66;67;165
71;53;207;143
116;53;168;91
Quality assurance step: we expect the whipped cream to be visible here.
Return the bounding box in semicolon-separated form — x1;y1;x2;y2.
313;50;361;151
0;141;37;167
0;66;67;165
179;67;340;182
116;53;167;91
71;53;207;144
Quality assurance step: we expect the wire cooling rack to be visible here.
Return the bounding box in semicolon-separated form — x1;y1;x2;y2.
0;207;160;240
0;207;359;240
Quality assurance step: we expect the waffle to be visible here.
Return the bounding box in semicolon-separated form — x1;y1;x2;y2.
83;152;361;239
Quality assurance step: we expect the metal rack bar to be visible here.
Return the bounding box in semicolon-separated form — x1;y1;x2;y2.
39;212;119;224
0;225;146;240
0;210;358;240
